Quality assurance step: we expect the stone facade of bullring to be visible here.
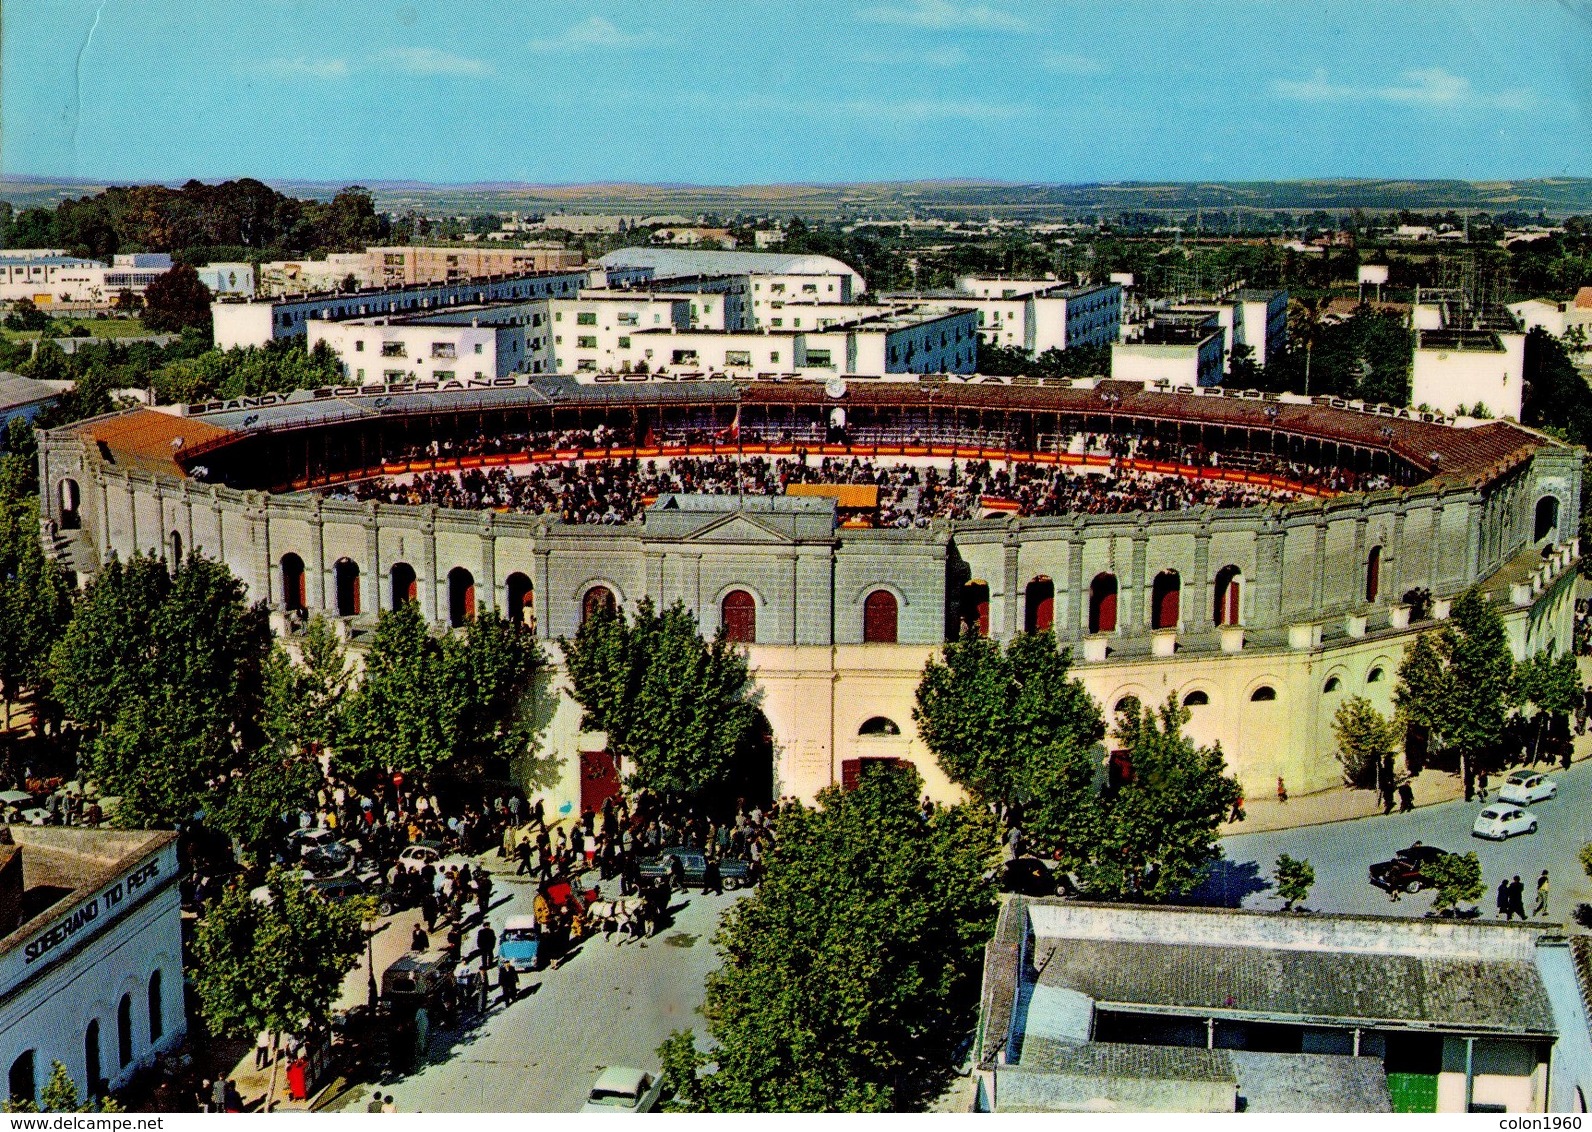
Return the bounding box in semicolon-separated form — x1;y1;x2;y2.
37;407;1582;815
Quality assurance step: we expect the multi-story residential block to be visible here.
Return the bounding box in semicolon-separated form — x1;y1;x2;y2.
1112;313;1226;387
365;245;583;287
1233;288;1290;367
309;300;554;381
893;279;1121;356
1410;289;1526;419
546;294;692;374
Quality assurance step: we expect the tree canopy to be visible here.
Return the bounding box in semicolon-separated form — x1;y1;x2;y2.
660;761;996;1112
1331;695;1400;789
1394;586;1515;778
141;264;214;334
341;600;544;780
559;597;758;803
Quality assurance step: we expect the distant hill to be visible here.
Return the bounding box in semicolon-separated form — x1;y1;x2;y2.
5;174;1590;218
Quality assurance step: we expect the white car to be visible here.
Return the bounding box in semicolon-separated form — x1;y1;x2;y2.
1472;804;1537;841
1497;770;1557;806
580;1067;664;1113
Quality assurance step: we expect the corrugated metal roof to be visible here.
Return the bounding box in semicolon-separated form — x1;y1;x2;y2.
598;247;864;289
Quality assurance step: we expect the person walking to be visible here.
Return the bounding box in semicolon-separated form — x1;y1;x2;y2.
702;853;723;896
1496;879;1510;919
1533;870;1550;917
254;1029;272;1071
1397;782;1415;813
1507;875;1526;921
211;1077;228;1113
475;867;493;922
1477;773;1490;803
498;961;520;1006
1276;777;1288;805
382;1094;398;1114
410;924;429;952
420;890;438;933
476;922;497;966
515;838;532;876
365;1091;385;1114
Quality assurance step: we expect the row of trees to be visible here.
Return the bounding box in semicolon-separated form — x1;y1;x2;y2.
0;182;386;262
1331;587;1580;789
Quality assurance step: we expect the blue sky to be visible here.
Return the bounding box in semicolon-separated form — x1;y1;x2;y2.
3;0;1589;184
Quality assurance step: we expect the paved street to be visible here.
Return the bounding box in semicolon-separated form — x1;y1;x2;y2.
1211;755;1592;922
326;872;743;1113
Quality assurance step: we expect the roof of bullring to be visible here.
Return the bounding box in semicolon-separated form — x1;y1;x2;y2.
73;408;231;477
1033;936;1555;1035
80;374;1558;492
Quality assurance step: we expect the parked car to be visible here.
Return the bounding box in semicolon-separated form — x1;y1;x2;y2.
580;1066;664;1113
498;915;542;973
381;952;458;1021
308;873;395;916
1497;770;1556;806
301;840;357;878
286;828;340;857
1472;804;1537;841
636;847;752;890
1368;843;1450;894
392;842;474;881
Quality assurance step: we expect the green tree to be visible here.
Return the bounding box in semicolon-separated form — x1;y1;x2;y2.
659;761;996;1111
2;1060;124;1113
1331;695;1400;788
1424;851;1483;914
141;263;214;334
342;602;543;778
1394;630;1450;764
1077;696;1243;901
913;630;1103;865
1273;854;1315;911
192;868;366;1107
560;598;756;803
2;298;50;332
50;554;271;826
1441;587;1516;778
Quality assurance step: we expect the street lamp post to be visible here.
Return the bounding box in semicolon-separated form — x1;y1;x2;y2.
366;922;379;1010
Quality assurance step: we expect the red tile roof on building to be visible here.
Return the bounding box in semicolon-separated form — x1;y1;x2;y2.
75;409;232;478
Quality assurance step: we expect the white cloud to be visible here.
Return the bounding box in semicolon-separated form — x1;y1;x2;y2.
1274;67;1535;111
855;0;1029;33
381;47;494;77
528;16;650;52
255;56;351;80
1040;51;1104;75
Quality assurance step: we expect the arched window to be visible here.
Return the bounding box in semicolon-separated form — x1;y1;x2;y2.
117;994;133;1067
8;1050;35;1109
1250;685;1277;702
961;581;990;638
1182;690;1209;707
59;478;81;530
1114;694;1141;716
169;530;183;566
581;585;615;625
1090;573;1118;635
863;589;898;643
722;589;756;644
390;562;418;608
1025;576;1054;633
84;1019;101;1098
858;716;902;736
447;567;475;627
1367;666;1384;683
280;553;306;613
147;970;163;1043
333;558;360;617
505;573;534;628
1535;496;1560;542
1213;565;1242;627
1324;676;1341;693
1365;545;1382;603
1151;569;1181;631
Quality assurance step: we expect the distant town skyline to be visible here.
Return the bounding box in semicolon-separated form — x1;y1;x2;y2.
3;0;1589;186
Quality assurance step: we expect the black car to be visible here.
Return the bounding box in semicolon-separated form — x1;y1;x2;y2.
308;872;396;916
637;847;753;890
1368;842;1448;894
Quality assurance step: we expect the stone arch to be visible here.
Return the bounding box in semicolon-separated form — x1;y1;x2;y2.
579;582;619;625
1213;564;1242;627
8;1049;34;1108
1365;545;1382;603
960;579;990;637
147;969;164;1043
333;557;360;617
84;1018;102;1098
390;561;418;608
58;478;81;529
116;993;134;1069
447;566;475;627
1151;569;1181;631
280;553;307;613
1025;575;1054;633
862;588;899;643
1249;683;1279;702
858;716;902;736
721;588;758;644
1535;495;1561;542
169;529;183;566
1181;688;1211;707
505;571;534;627
1090;572;1118;635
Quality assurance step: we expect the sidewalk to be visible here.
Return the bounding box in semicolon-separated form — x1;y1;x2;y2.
1226;728;1592;836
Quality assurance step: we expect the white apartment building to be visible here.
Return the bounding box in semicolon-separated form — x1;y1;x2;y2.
547;294;691;374
194;262;255;297
609;306;978;377
1409;291;1526;419
0;253;175;305
747;273;856;327
1171;300;1242;373
1112;314;1225;388
591;274;750;330
895;280;1121;355
1232;288;1289;367
259;253;371;296
309;300;553;383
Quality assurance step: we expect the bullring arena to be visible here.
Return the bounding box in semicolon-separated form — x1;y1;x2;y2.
37;372;1583;813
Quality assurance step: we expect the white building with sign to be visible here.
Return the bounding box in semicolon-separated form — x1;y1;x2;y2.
0;827;183;1106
